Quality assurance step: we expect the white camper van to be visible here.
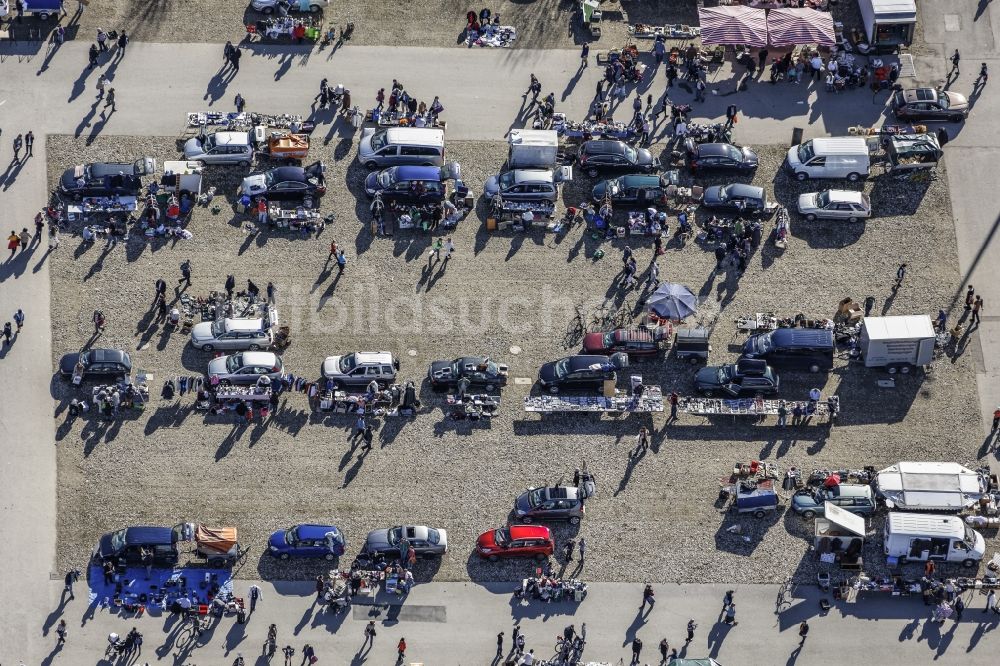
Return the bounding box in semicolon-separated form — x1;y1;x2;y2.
884;513;985;568
785;137;870;182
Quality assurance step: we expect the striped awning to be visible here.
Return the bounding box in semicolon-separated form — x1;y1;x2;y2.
697;6;768;48
766;8;836;47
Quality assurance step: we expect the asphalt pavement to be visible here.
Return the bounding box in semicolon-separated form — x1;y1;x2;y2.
2;1;1000;663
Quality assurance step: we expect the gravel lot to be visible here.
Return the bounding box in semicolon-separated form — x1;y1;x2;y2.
48;130;989;585
52;0;866;50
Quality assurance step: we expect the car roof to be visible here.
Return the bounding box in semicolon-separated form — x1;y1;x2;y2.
394;165;442;182
269;166;306;182
91;348;131;365
823;484;873;498
564;354;612;371
212;131;251;146
123;526;175;546
509;524;551;539
354;351;395;364
766;328;834;346
238;351;278;366
820;189;866;204
294;524;340;539
540;486;580;500
901;88;938;103
384;127;445;146
222;318;266;332
696;143;739;157
511;169;554;184
724;183;765;198
619;174;662;188
582;140;625;154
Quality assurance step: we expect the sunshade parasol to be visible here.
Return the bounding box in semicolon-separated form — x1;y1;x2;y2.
698;6;768;48
647;283;698;320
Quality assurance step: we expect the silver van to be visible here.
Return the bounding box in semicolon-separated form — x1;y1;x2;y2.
190;318;273;351
358;127;445;170
785;137;870;182
184;131;254;167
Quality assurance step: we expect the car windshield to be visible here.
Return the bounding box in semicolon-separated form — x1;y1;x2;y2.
624;146;638;163
938;94;950;109
717;366;733;383
370;130;388;151
965;526;976;544
285;528;297;545
498;172;516;189
816;191;830;208
226;354;242;373
427;528;441;545
756;332;773;353
385;527;402;545
493;529;509;546
553;359;571;379
528;488;546;507
725;145;741;160
264;171;276;188
202;135;215;150
339;354;357;373
110;529;127;552
211;320;225;337
378;168;398;188
797;142;815;163
606;179;621;197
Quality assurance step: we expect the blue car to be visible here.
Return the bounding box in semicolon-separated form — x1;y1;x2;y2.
268;524;346;561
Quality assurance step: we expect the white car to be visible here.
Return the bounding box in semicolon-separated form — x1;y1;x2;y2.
797;190;871;222
251;0;326;14
191;318;272;352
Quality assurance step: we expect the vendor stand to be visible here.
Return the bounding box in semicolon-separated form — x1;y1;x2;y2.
815;501;866;569
680;395;840;420
446;393;500;420
515;575;588;602
524;379;663;413
489;196;556;231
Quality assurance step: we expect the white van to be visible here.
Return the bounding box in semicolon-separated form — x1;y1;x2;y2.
884;512;985;568
358;127;445;169
785;137;870;182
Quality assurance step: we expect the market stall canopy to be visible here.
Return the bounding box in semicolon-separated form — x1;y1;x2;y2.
647;283;698;320
194;525;238;554
766;7;836;47
875;461;986;511
670;660;724;666
697;6;768;48
822;501;865;538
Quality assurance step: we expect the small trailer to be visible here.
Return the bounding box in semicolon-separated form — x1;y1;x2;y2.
858;315;935;373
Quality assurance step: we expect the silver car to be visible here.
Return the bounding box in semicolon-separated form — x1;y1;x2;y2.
183;131;254;167
484;169;558;203
797;190;871;222
191;318;272;352
207;351;283;385
361;525;448;559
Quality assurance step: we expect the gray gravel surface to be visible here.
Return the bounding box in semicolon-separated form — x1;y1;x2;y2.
47;132;990;585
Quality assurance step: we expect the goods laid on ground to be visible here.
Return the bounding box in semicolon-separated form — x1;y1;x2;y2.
524;385;663;413
681;396;840;419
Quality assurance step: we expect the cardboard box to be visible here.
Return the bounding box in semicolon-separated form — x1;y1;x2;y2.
602;379;616;397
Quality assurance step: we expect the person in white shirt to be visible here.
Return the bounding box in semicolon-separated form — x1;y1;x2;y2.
674;121;688;138
444;237;454;260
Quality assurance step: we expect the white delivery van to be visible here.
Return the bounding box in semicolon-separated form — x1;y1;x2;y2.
785;137;870;182
859;315;935;373
358;127;445;169
507;129;559;169
884;512;985;568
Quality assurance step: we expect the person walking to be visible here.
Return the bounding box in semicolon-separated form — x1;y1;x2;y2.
951;49;960;74
336;250;346;274
88;43;99;69
695;78;706;102
178;260;192;289
103;88;116;114
235;92;246;113
223;41;235;67
724;602;738;626
96;27;108;51
972;296;984;325
686;619;697;643
580;42;589;68
230;46;242;72
964;285;976;313
646;260;660;289
224;274;235;299
24;131;34;158
496;631;504;657
578;537;586;563
257;197;268;224
314;575;325;601
894;262;907;289
985;589;996;613
302;644;315;663
63;569;80;600
777;401;788;427
92;309;105;334
282;645;295;666
955;595;965;622
444;237;455;261
12;133;22;162
2;321;12;346
56;619;67;645
360;423;374;451
117;30;129;54
635;426;650;453
630;637;643;664
563;538;575;563
977;62;989;88
328;240;338;260
428;237;443;265
798;620;809;643
641;583;655;610
13;308;25;333
248;584;262;613
527;73;541;102
757;47;768;74
364;620;376;647
397;637;407;660
267;281;276;303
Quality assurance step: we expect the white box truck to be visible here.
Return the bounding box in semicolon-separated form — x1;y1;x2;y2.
508;130;559;169
857;0;916;53
884;512;985;568
859;315;935;373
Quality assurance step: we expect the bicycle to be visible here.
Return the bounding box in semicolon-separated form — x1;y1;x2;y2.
775;577;795;614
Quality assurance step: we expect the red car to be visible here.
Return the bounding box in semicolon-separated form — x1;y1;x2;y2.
582;327;667;358
476;525;554;562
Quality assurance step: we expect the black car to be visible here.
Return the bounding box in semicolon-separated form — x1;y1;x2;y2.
694;358;779;397
59;348;133;379
92;525;181;566
686;142;759;174
702;183;768;215
591;174;668;207
240;163;327;202
578;140;659;178
58;157;156;199
537;354;625;394
428;356;509;392
891;88;969;123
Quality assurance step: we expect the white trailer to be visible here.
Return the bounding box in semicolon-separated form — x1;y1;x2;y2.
883;512;985;568
508;129;559;169
859;314;935;372
856;0;916;53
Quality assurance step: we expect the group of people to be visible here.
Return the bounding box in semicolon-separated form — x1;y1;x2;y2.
374;79;444;126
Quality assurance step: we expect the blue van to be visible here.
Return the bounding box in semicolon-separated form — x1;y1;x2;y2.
742;328;834;373
364;163;467;204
